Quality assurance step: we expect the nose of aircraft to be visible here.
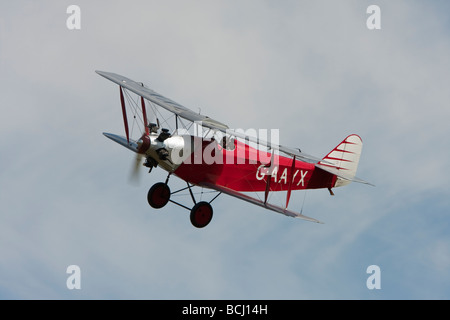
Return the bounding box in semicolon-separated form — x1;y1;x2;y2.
137;133;151;154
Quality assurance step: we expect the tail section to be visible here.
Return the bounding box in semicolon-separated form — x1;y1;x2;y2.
318;134;363;187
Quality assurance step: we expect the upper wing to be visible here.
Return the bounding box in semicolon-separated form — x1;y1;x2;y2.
96;71;229;131
97;70;326;164
226;129;326;164
201;183;323;224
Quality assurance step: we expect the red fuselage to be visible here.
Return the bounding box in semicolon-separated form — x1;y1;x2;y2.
174;138;336;192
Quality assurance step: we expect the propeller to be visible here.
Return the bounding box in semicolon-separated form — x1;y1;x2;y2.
130;95;154;185
128;132;151;185
129;153;144;185
125;91;163;185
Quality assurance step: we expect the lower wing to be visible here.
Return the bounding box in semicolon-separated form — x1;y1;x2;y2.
201;183;323;224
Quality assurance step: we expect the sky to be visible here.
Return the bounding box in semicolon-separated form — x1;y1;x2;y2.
1;0;450;300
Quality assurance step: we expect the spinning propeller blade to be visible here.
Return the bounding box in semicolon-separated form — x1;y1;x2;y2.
129;153;144;185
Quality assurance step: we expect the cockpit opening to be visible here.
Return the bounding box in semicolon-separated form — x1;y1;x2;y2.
221;136;236;151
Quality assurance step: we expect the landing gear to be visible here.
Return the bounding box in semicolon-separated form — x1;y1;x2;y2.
147;178;220;228
147;182;170;209
190;201;213;228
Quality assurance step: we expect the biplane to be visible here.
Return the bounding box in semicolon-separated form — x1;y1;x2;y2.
97;71;373;228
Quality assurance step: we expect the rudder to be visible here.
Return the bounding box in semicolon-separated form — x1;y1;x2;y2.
319;134;363;187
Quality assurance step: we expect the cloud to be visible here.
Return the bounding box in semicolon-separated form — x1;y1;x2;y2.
1;1;450;300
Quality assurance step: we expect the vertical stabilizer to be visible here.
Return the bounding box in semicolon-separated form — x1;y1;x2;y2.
319;134;363;187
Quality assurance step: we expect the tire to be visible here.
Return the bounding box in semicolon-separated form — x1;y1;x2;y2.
190;201;213;228
147;182;170;209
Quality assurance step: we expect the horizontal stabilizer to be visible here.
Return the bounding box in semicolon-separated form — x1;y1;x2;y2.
315;164;374;186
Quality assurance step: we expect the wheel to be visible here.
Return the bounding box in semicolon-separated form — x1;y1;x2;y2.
190;201;213;228
147;182;170;209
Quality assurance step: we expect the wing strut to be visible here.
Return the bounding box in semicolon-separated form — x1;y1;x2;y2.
119;86;130;144
264;175;271;205
140;96;149;135
285;156;296;209
264;152;275;204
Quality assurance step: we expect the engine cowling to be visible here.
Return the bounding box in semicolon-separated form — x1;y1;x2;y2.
137;134;150;154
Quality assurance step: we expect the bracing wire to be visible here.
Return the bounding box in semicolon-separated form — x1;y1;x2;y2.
123;89;145;137
300;190;308;214
122;88;183;137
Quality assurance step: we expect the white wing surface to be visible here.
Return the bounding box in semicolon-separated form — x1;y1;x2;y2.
96;71;229;131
